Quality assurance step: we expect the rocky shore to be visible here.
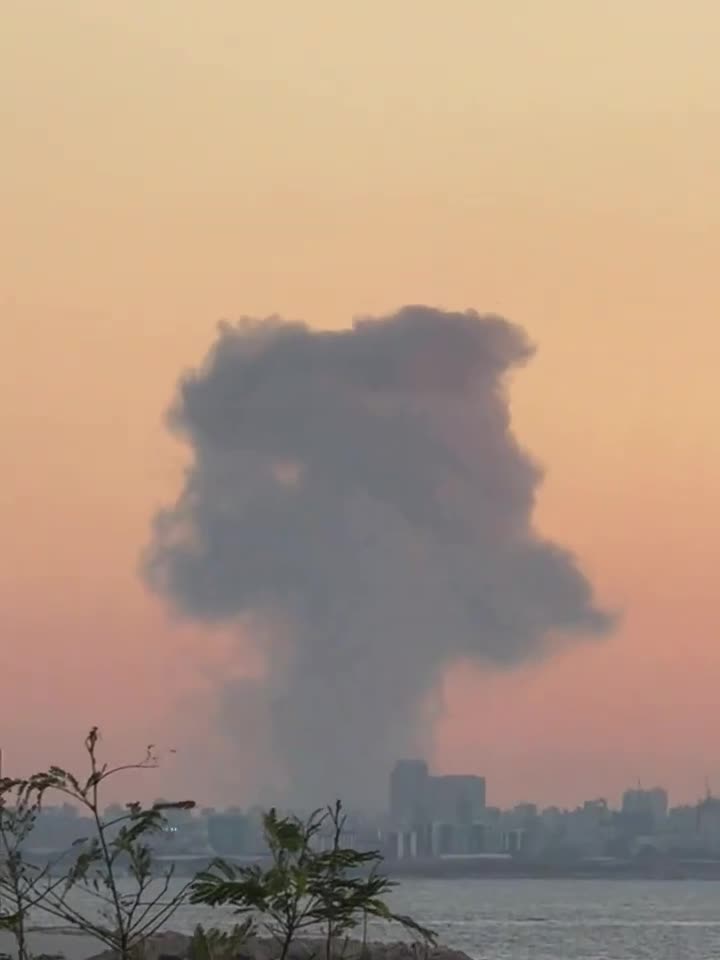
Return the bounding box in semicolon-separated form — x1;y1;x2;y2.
0;928;470;960
87;934;471;960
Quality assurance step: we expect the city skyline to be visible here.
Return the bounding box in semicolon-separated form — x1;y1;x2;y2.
22;763;720;867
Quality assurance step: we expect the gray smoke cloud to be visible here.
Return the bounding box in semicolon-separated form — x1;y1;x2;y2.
143;306;614;809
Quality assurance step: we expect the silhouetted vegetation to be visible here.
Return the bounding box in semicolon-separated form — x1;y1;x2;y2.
191;801;436;960
1;729;195;960
0;730;433;960
188;922;255;960
0;774;67;960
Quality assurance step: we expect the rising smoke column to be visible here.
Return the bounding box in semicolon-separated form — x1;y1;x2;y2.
143;306;614;808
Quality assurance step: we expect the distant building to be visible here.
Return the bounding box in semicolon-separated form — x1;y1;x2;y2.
622;787;668;820
504;828;528;855
207;812;251;856
390;761;486;827
621;787;668;833
389;760;487;858
389;759;429;826
380;769;720;863
697;796;720;854
565;799;613;857
427;774;486;825
468;822;486;854
665;803;700;852
431;822;456;856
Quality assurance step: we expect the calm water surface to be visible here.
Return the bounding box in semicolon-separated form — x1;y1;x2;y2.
30;877;720;960
379;878;720;959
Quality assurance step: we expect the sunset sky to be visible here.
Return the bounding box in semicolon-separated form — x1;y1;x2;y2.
2;1;719;808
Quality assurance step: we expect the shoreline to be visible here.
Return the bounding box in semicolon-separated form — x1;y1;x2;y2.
142;854;720;882
383;856;720;881
22;850;720;882
0;931;469;960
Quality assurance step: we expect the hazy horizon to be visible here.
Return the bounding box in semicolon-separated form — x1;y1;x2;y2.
2;1;720;810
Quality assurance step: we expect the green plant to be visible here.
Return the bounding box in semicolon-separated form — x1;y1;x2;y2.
34;728;196;960
191;802;435;960
188;920;254;960
0;774;66;960
312;802;435;959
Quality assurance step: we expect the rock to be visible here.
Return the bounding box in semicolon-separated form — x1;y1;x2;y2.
87;934;471;960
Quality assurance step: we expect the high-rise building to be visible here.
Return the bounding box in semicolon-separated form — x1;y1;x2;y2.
697;796;720;854
427;774;486;825
389;759;429;826
389;761;486;829
621;787;668;828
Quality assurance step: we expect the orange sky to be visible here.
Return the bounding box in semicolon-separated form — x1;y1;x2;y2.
2;1;719;808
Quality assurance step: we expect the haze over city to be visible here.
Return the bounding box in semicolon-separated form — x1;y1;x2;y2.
3;1;720;815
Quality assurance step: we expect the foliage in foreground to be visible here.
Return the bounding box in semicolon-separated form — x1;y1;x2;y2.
0;774;67;960
1;731;434;960
0;728;195;960
188;921;255;960
191;801;436;960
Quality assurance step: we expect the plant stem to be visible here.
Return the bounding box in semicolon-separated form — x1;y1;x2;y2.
86;739;128;959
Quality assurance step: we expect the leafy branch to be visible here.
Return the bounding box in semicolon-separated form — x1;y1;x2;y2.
0;775;71;960
1;728;196;960
191;802;436;960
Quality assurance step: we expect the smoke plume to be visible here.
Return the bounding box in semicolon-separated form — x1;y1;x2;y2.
143;306;613;808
